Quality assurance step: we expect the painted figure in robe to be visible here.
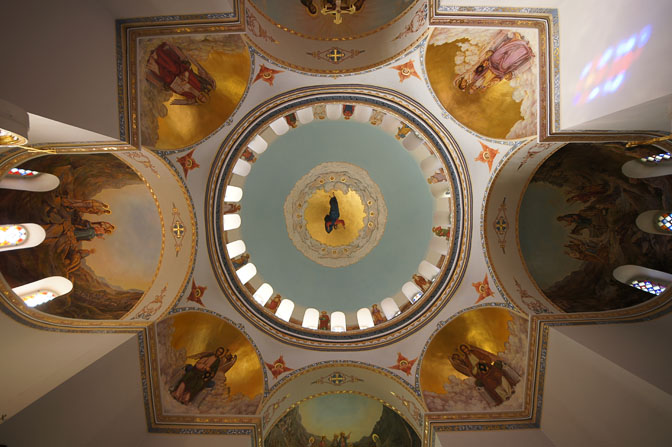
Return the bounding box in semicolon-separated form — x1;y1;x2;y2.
170;346;237;405
449;344;520;406
146;42;217;105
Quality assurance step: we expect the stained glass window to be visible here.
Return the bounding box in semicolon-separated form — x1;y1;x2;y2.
658;213;672;232
8;167;39;176
0;225;28;247
630;279;666;295
22;290;57;307
640;152;672;163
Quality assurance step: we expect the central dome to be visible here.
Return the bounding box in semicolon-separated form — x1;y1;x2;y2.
207;87;468;348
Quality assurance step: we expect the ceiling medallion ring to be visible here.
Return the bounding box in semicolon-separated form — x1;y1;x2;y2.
284;162;387;268
206;86;469;349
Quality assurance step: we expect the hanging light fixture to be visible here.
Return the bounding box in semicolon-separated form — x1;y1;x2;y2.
302;0;365;25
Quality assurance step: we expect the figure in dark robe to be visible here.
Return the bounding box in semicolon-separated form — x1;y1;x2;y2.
449;344;520;406
146;42;216;105
324;195;345;233
170;347;237;405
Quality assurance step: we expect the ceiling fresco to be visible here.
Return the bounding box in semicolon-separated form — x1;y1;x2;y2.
139;34;251;151
0;154;162;320
239;119;434;313
519;143;672;312
265;393;421;447
2;1;671;445
152;310;264;417
249;0;417;40
426;27;538;140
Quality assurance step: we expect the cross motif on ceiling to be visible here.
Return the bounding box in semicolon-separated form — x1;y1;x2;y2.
328;48;345;63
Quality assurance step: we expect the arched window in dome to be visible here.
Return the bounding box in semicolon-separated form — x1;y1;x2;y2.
641;152;672;163
0;225;27;247
330;311;346;332
630;279;666;295
302;308;319;329
248;135;268;155
635;210;672;235
0;223;46;253
356;308;374;329
380;297;401;320
402;282;423;303
622;152;672;178
1;168;59;192
276;299;294;322
7;167;39;177
658;213;672;232
12;276;73;308
253;283;273;306
613;265;672;297
232;159;251;177
222;214;241;231
236;263;257;285
270;117;290;135
224;185;243;202
418;260;440;282
226;240;246;258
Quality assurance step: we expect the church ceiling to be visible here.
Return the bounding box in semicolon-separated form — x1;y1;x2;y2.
1;1;671;445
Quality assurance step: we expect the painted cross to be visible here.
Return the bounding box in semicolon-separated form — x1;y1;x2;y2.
328;372;345;385
328;48;345;63
494;216;507;234
172;222;185;239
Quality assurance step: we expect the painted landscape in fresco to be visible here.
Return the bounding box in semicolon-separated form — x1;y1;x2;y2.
156;311;264;415
420;308;527;412
0;154;161;319
265;393;420;447
140;34;250;150
519;143;672;312
426;28;538;139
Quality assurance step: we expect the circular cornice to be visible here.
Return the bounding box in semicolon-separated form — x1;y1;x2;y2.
205;85;471;350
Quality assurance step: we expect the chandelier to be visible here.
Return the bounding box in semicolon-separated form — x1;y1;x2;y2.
302;0;365;25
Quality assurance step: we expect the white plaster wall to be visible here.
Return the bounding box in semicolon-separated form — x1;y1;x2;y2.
0;336;251;447
541;328;672;446
555;312;672;396
0;0;119;138
436;429;555;446
0;310;133;422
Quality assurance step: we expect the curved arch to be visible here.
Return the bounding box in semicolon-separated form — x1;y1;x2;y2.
276;298;295;322
261;362;424;440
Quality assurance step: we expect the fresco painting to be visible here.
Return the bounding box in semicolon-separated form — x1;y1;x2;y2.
0;154;161;320
265;393;420;447
156;311;264;415
519;143;672;312
252;0;415;39
140;34;250;150
420;308;527;412
426;28;538;139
